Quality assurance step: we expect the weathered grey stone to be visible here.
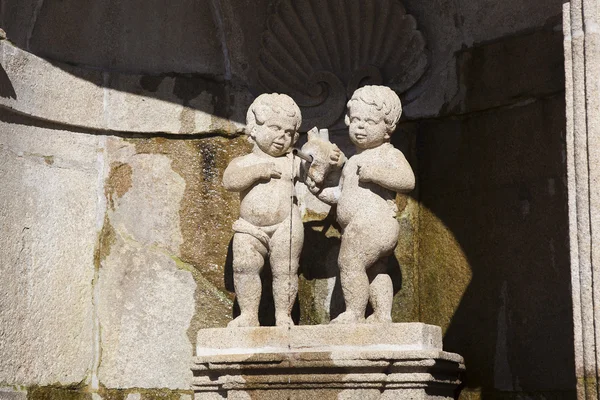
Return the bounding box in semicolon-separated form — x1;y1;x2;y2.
193;324;463;400
415;95;573;394
223;94;305;328
253;0;428;131
564;1;600;398
0;116;98;386
312;86;415;324
197;323;441;355
97;139;196;389
457;0;563;45
456;28;564;114
0;388;27;400
0;41;249;135
4;0;224;76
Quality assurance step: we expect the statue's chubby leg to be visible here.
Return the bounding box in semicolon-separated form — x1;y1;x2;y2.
228;232;268;328
269;207;304;327
331;215;399;325
366;259;394;324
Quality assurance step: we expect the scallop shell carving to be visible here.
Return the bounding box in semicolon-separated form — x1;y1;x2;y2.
256;0;428;131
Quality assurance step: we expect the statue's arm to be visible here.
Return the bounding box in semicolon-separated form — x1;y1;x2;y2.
315;185;342;204
358;150;415;193
307;172;343;204
223;157;281;192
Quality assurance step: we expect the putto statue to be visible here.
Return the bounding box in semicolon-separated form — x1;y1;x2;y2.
222;93;304;328
311;85;415;324
223;86;414;327
223;93;342;327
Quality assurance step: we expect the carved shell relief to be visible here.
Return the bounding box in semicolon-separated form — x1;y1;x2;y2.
255;0;429;131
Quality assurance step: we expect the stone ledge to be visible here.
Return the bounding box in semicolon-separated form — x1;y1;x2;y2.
192;324;464;399
0;41;250;135
196;323;442;357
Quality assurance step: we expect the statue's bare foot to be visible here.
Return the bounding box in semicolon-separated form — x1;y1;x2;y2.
330;310;365;324
228;314;259;328
366;313;392;324
275;314;294;327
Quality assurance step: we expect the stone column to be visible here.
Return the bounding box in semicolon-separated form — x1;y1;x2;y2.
564;1;600;398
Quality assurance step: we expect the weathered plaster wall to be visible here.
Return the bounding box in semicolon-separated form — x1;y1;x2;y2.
0;0;575;399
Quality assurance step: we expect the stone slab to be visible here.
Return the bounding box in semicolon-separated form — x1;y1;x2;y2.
97;138;196;389
0;41;248;134
193;324;463;400
0;113;98;386
4;0;224;76
196;323;442;357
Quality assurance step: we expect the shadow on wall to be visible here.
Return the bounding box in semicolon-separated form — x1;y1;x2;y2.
409;92;576;397
0;64;16;99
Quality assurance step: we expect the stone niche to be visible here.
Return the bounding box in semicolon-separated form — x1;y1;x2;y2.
0;0;574;399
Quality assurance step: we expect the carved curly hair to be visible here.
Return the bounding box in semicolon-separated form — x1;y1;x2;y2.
345;85;402;133
246;93;302;135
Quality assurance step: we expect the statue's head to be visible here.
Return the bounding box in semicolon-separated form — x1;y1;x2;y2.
246;93;302;157
345;86;402;150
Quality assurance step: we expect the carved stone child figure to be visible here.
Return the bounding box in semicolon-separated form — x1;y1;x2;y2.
222;93;304;328
312;85;415;324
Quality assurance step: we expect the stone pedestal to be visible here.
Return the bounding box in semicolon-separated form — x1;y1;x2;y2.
192;323;464;399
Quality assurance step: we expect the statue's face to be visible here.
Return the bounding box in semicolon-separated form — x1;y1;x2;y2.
347;102;390;149
252;112;297;157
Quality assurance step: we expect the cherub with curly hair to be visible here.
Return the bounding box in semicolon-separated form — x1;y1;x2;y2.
312;85;416;324
222;93;304;327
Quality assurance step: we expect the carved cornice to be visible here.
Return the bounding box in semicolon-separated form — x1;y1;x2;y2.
255;0;428;131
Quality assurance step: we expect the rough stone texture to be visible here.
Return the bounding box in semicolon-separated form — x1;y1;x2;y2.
196;323;442;355
0;388;27;400
223;94;306;328
97;138;196;389
564;2;600;399
193;324;463;400
456;27;565;114
2;0;224;76
311;86;415;325
254;0;428;131
94;134;256;388
0;41;250;134
416;95;574;397
128;136;251;335
455;0;564;45
0;0;576;398
0;113;98;386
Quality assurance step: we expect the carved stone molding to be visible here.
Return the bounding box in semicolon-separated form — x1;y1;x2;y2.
255;0;429;131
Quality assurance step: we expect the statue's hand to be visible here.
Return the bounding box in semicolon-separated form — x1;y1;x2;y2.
329;144;342;166
356;164;374;183
260;162;282;180
305;176;321;194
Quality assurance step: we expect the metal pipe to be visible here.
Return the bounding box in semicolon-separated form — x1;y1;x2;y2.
292;148;313;163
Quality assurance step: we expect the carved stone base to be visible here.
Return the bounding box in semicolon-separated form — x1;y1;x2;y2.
192;323;464;399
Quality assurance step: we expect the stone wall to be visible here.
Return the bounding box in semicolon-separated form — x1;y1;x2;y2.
0;0;575;399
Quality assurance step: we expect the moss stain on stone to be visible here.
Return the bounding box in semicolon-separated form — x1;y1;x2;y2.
94;214;116;269
105;162;133;210
27;385;90;400
391;195;420;323
128;136;250;344
98;387;193;400
417;205;472;333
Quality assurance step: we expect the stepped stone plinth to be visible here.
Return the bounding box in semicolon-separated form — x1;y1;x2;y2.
192;323;464;399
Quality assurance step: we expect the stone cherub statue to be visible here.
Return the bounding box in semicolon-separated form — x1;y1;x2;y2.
223;93;342;327
310;85;415;324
